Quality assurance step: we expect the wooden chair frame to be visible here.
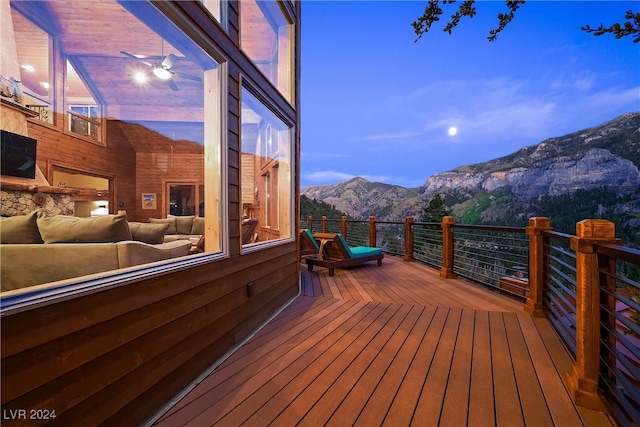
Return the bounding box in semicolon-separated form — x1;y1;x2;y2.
305;232;383;276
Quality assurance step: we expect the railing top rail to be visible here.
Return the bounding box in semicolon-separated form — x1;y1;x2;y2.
596;242;640;265
542;229;573;243
452;223;526;234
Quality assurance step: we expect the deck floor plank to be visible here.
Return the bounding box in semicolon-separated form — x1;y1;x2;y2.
489;311;526;427
237;302;394;426
439;308;475;426
154;256;612;427
467;310;496;426
354;306;444;427
504;313;555;427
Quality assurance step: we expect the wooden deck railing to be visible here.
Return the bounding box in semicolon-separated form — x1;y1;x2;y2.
301;215;640;426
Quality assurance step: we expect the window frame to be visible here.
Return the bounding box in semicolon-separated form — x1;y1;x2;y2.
239;0;294;104
239;81;295;254
1;0;230;305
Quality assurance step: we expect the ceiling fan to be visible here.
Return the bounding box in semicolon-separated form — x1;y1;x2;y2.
121;40;201;91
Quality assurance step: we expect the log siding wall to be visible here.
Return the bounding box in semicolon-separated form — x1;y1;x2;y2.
0;1;301;425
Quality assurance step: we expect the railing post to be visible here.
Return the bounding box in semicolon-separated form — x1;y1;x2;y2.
525;217;552;317
566;219;617;410
341;216;348;237
440;216;457;279
307;215;313;232
369;216;377;247
404;217;414;262
321;215;327;233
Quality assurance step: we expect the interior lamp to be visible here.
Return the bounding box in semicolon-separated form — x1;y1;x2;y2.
153;67;172;80
91;203;109;217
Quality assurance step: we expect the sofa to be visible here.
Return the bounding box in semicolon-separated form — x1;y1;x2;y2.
148;215;204;243
1;211;193;292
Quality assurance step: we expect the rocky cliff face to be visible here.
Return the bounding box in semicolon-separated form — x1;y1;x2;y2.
424;113;640;199
425;148;639;199
302;113;640;222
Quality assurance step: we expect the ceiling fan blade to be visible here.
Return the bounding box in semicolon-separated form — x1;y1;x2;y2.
120;51;153;67
166;78;179;91
174;72;202;82
162;53;177;70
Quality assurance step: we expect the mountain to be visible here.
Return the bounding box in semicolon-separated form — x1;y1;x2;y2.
301;113;640;232
302;177;424;220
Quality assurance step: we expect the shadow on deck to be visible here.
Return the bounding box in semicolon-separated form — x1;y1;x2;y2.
153;256;613;426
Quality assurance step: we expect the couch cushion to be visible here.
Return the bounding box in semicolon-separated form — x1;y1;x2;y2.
37;214;132;243
149;217;177;235
168;215;195;235
191;217;205;235
1;210;44;244
128;222;169;244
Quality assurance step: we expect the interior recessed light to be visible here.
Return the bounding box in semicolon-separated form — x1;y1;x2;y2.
21;64;35;73
40;82;50;89
134;71;148;84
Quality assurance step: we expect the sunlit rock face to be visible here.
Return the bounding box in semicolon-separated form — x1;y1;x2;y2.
425;148;639;200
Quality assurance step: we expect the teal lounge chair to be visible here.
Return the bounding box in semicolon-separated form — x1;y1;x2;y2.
306;232;383;276
299;229;320;258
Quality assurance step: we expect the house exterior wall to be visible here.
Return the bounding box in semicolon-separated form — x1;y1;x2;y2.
0;1;301;424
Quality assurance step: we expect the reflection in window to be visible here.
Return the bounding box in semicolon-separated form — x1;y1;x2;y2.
240;0;292;103
12;7;53;124
1;0;223;293
200;0;222;23
66;59;101;141
241;86;292;246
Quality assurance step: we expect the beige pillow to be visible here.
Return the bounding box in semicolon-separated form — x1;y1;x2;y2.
191;217;205;235
168;215;195;235
37;214;132;243
0;210;44;244
149;217;177;235
128;222;169;244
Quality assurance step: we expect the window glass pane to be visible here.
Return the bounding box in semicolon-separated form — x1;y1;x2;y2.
241;86;292;246
240;0;292;103
11;7;53;124
1;0;223;293
200;0;222;23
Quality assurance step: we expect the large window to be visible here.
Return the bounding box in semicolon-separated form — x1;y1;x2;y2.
1;1;225;293
240;0;293;103
12;8;53;124
241;86;293;247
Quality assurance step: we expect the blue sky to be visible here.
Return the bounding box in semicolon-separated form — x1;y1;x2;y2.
300;1;640;188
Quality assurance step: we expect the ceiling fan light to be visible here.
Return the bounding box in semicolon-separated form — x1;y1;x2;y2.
153;67;172;80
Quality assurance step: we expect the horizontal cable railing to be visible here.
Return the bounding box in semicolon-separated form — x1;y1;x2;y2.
542;231;577;357
595;243;640;426
452;225;528;300
374;221;404;258
345;220;370;248
412;222;443;269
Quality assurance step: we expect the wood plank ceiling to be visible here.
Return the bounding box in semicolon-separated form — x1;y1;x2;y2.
11;0;273;122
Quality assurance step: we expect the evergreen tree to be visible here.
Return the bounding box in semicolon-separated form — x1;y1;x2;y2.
421;194;452;222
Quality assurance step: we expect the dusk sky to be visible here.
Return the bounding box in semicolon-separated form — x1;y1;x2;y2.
300;1;640;189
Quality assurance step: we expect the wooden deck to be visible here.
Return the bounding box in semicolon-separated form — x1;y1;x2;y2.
153;256;612;426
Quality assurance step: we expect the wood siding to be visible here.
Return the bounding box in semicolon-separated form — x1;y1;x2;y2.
1;1;301;425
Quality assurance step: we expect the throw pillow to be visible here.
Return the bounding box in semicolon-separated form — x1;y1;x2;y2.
0;209;44;244
128;222;169;244
149;217;177;235
37;213;132;243
168;215;195;235
191;217;205;235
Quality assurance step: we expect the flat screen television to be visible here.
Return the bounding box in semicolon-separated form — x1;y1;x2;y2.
1;130;37;179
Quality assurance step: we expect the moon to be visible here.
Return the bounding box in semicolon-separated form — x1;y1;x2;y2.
448;126;458;136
